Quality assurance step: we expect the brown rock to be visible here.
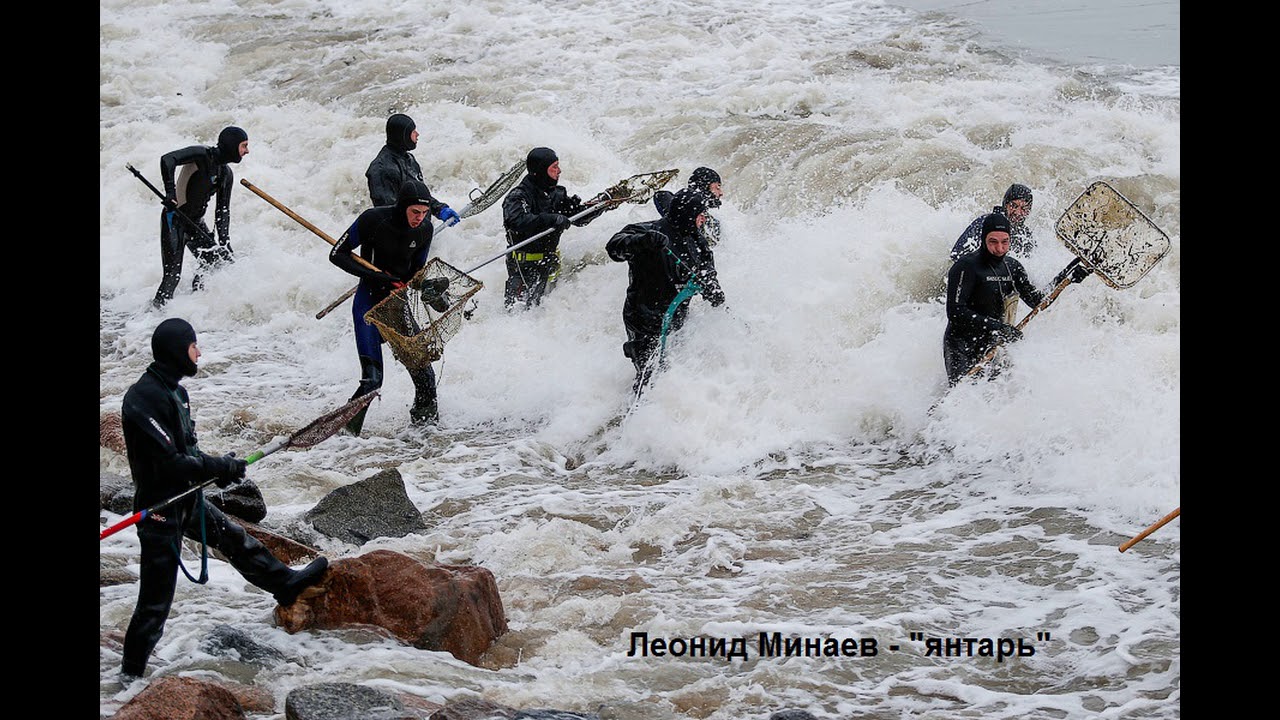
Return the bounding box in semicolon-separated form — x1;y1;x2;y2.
101;411;127;455
274;549;507;666
395;692;446;719
222;682;275;714
238;520;320;566
112;676;246;720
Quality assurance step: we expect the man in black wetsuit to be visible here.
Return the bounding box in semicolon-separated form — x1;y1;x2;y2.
330;180;445;430
151;126;249;307
606;189;725;395
365;113;461;227
943;213;1088;384
949;183;1036;262
501;147;607;308
119;318;328;679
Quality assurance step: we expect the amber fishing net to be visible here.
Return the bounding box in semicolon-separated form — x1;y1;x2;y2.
364;258;483;371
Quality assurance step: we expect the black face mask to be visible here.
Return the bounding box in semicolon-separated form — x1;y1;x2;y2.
151;318;199;377
386;114;416;152
217;126;248;164
525;147;559;191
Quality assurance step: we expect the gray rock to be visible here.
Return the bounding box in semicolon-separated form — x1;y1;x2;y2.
99;472;267;525
207;478;268;523
285;682;413;720
304;468;427;545
770;712;820;720
200;624;289;668
101;472;134;515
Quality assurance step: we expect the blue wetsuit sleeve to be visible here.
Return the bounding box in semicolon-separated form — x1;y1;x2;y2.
330;218;381;282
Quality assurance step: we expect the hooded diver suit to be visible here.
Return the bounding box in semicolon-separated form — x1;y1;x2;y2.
606;189;724;393
943;215;1046;384
119;318;327;677
365;113;448;213
330;180;441;427
501;147;603;307
152;126;247;306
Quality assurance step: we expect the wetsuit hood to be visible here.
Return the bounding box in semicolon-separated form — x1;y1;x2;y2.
386;114;417;152
1002;183;1033;207
151;318;198;377
687;166;722;209
526;147;559;191
977;212;1012;263
395;179;434;226
667;188;708;236
217;126;248;164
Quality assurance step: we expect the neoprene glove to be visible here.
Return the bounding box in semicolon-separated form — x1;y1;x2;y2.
997;324;1024;343
208;453;247;488
1053;262;1093;285
552;214;572;230
372;271;402;287
705;286;726;307
438;206;461;226
644;232;669;252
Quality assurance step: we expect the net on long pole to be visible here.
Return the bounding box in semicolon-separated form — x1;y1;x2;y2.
364;258;484;372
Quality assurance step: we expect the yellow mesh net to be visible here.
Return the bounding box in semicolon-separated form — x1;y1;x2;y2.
363;258;483;371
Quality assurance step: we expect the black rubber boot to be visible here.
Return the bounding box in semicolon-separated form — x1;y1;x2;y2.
344;356;383;435
409;365;439;426
274;556;329;606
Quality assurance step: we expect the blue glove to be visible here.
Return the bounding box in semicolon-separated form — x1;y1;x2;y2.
438;206;461;226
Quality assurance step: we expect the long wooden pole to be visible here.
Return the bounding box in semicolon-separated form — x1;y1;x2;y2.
240;179;384;275
1118;507;1180;553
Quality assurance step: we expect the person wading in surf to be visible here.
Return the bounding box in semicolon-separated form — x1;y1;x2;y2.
943;213;1088;384
653;166;725;246
501;147;607;308
119;318;328;679
330;180;447;430
606;189;725;395
151;126;249;307
949;183;1037;262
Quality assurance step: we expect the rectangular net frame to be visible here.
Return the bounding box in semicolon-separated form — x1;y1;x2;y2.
1055;181;1172;290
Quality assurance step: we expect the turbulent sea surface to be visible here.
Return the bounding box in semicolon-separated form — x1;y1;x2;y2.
99;1;1179;717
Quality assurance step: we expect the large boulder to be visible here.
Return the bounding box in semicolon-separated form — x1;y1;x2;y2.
304;468;427;545
275;549;507;666
111;676;246;720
